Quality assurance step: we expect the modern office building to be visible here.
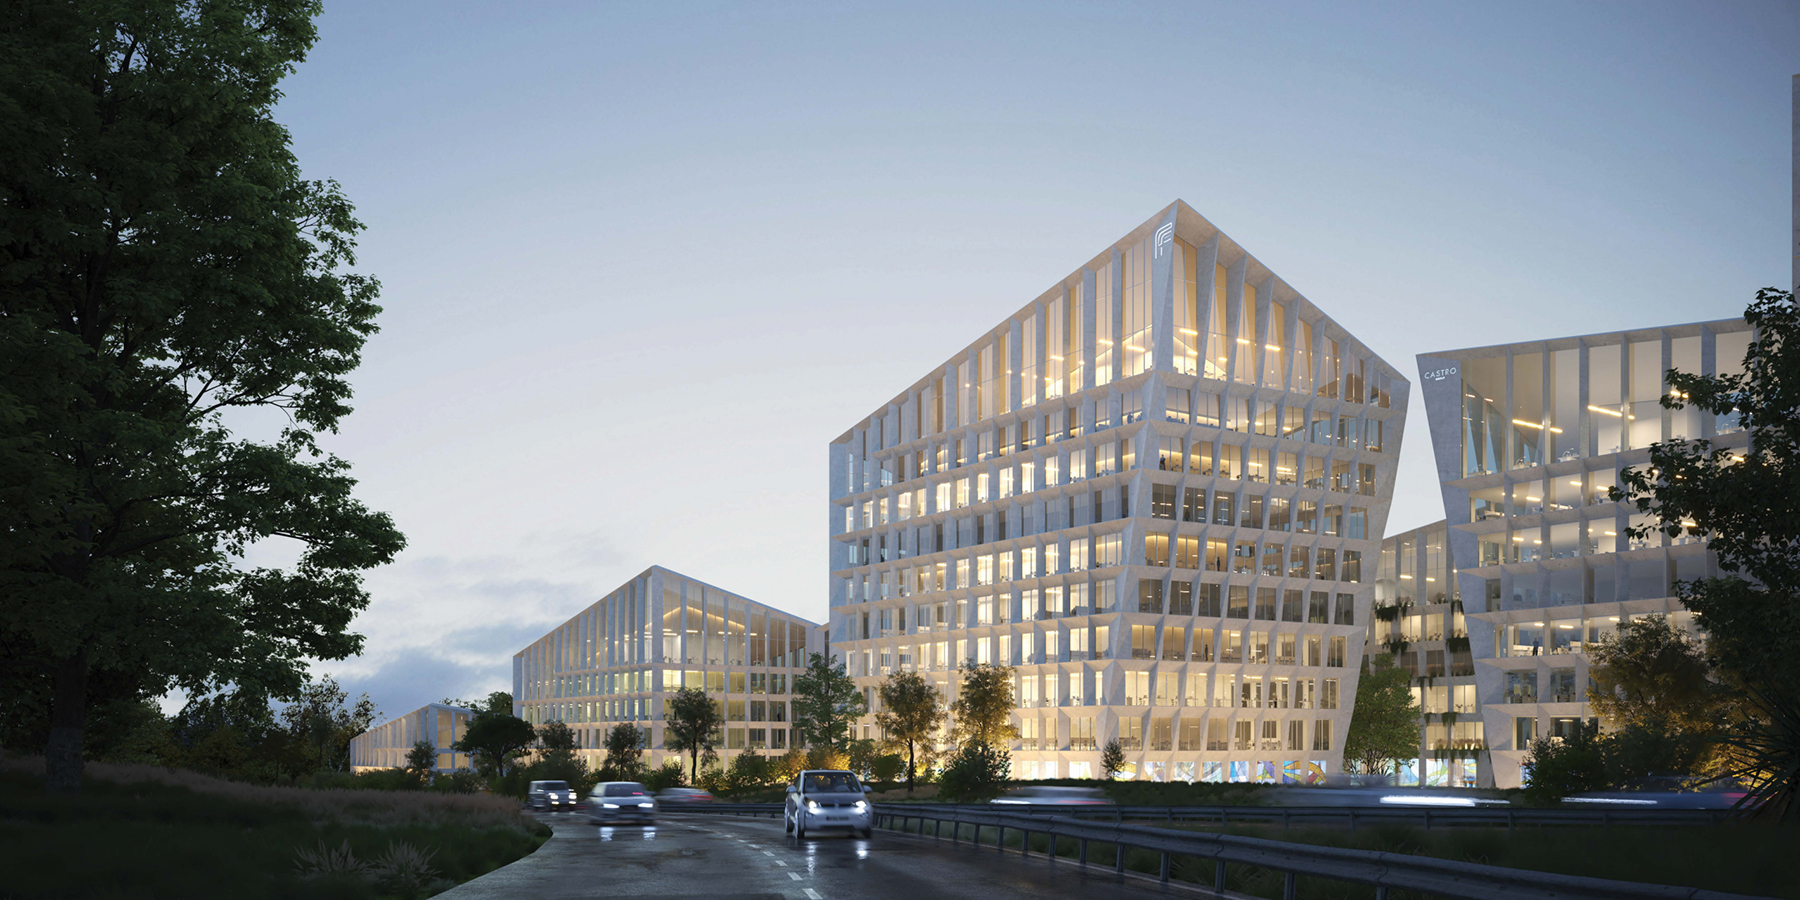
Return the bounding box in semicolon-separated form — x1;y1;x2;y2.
1368;519;1483;787
512;565;824;772
348;702;473;774
828;200;1409;782
1415;319;1751;788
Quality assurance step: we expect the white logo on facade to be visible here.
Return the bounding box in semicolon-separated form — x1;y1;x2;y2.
1423;366;1457;382
1153;223;1174;259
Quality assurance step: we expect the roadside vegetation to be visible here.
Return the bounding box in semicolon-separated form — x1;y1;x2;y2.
0;756;547;900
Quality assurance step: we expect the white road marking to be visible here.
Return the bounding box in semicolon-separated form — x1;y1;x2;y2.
804;890;823;900
775;860;788;866
763;850;775;856
789;872;803;881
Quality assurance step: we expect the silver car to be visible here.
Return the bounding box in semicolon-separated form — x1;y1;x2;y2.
588;781;657;824
528;779;579;811
785;769;873;839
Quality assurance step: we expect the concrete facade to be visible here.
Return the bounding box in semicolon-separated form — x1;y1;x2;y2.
1415;320;1751;788
511;565;824;772
828;200;1409;782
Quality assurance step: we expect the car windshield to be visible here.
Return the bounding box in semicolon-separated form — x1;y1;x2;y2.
539;781;569;791
803;773;861;793
605;783;648;797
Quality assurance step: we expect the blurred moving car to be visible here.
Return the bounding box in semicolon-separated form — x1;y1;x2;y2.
1567;776;1747;809
587;782;657;824
528;780;579;811
990;786;1115;807
784;770;873;839
655;787;715;805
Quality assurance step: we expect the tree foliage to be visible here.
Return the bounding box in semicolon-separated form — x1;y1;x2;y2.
937;740;1010;802
950;662;1018;749
874;671;944;793
0;0;404;792
1099;739;1126;780
791;653;865;754
663;686;723;783
452;711;534;780
1612;288;1800;821
1342;654;1420;777
602;722;645;780
404;740;436;784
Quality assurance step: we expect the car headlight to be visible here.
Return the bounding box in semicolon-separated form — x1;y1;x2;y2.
805;800;821;813
603;803;619;808
638;802;654;808
852;800;868;811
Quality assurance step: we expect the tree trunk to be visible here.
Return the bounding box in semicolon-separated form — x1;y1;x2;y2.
906;740;915;794
44;649;89;793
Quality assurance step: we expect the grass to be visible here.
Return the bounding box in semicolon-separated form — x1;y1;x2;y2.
881;815;1798;900
0;756;550;900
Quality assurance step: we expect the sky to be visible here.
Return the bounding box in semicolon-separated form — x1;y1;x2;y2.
242;0;1798;721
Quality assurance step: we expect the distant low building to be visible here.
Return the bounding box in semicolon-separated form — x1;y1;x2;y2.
348;702;474;773
511;565;825;772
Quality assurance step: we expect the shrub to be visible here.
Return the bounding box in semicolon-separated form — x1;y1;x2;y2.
870;753;905;783
937;741;1010;802
643;759;687;792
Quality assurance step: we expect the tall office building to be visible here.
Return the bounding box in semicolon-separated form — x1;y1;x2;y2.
1415;320;1751;787
348;702;473;774
828;201;1408;782
1368;519;1483;787
512;565;823;772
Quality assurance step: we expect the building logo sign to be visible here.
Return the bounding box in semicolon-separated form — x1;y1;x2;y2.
1153;223;1174;259
1423;365;1457;382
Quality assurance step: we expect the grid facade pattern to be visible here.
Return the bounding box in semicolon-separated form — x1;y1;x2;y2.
1369;520;1482;787
512;566;822;770
1415;320;1751;788
829;201;1408;782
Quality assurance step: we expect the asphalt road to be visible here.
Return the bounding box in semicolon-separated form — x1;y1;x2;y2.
436;810;1196;900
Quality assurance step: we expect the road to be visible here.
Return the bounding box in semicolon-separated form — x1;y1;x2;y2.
436;810;1194;900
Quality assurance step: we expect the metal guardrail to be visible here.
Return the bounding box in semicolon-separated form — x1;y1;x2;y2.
666;803;1761;899
869;807;1764;900
669;801;1730;831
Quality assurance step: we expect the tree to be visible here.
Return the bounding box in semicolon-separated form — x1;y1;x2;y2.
1523;721;1609;805
791;653;865;755
664;686;723;784
0;1;405;793
602;723;645;779
405;740;437;785
938;741;1010;802
443;692;512;718
453;712;534;780
1099;739;1126;780
1342;654;1420;778
1612;288;1800;820
874;671;945;793
276;674;377;773
1587;617;1727;733
528;720;590;791
950;662;1019;748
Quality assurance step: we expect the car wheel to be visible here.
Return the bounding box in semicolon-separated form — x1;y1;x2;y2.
795;816;807;840
784;811;794;834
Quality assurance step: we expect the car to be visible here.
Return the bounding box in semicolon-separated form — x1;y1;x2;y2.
655;787;716;805
784;769;873;839
528;780;579;812
587;781;657;824
1567;776;1749;810
990;786;1115;806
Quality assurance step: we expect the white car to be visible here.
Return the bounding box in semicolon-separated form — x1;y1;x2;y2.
587;781;657;824
784;769;873;839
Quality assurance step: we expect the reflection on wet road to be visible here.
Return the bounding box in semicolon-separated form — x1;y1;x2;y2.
436;810;1186;899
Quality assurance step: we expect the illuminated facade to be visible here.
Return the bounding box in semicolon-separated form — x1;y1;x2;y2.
512;565;824;771
1369;519;1482;787
828;201;1409;782
1415;320;1752;788
348;702;473;773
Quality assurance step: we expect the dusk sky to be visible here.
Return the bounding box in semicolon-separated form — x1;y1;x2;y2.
245;1;1797;721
